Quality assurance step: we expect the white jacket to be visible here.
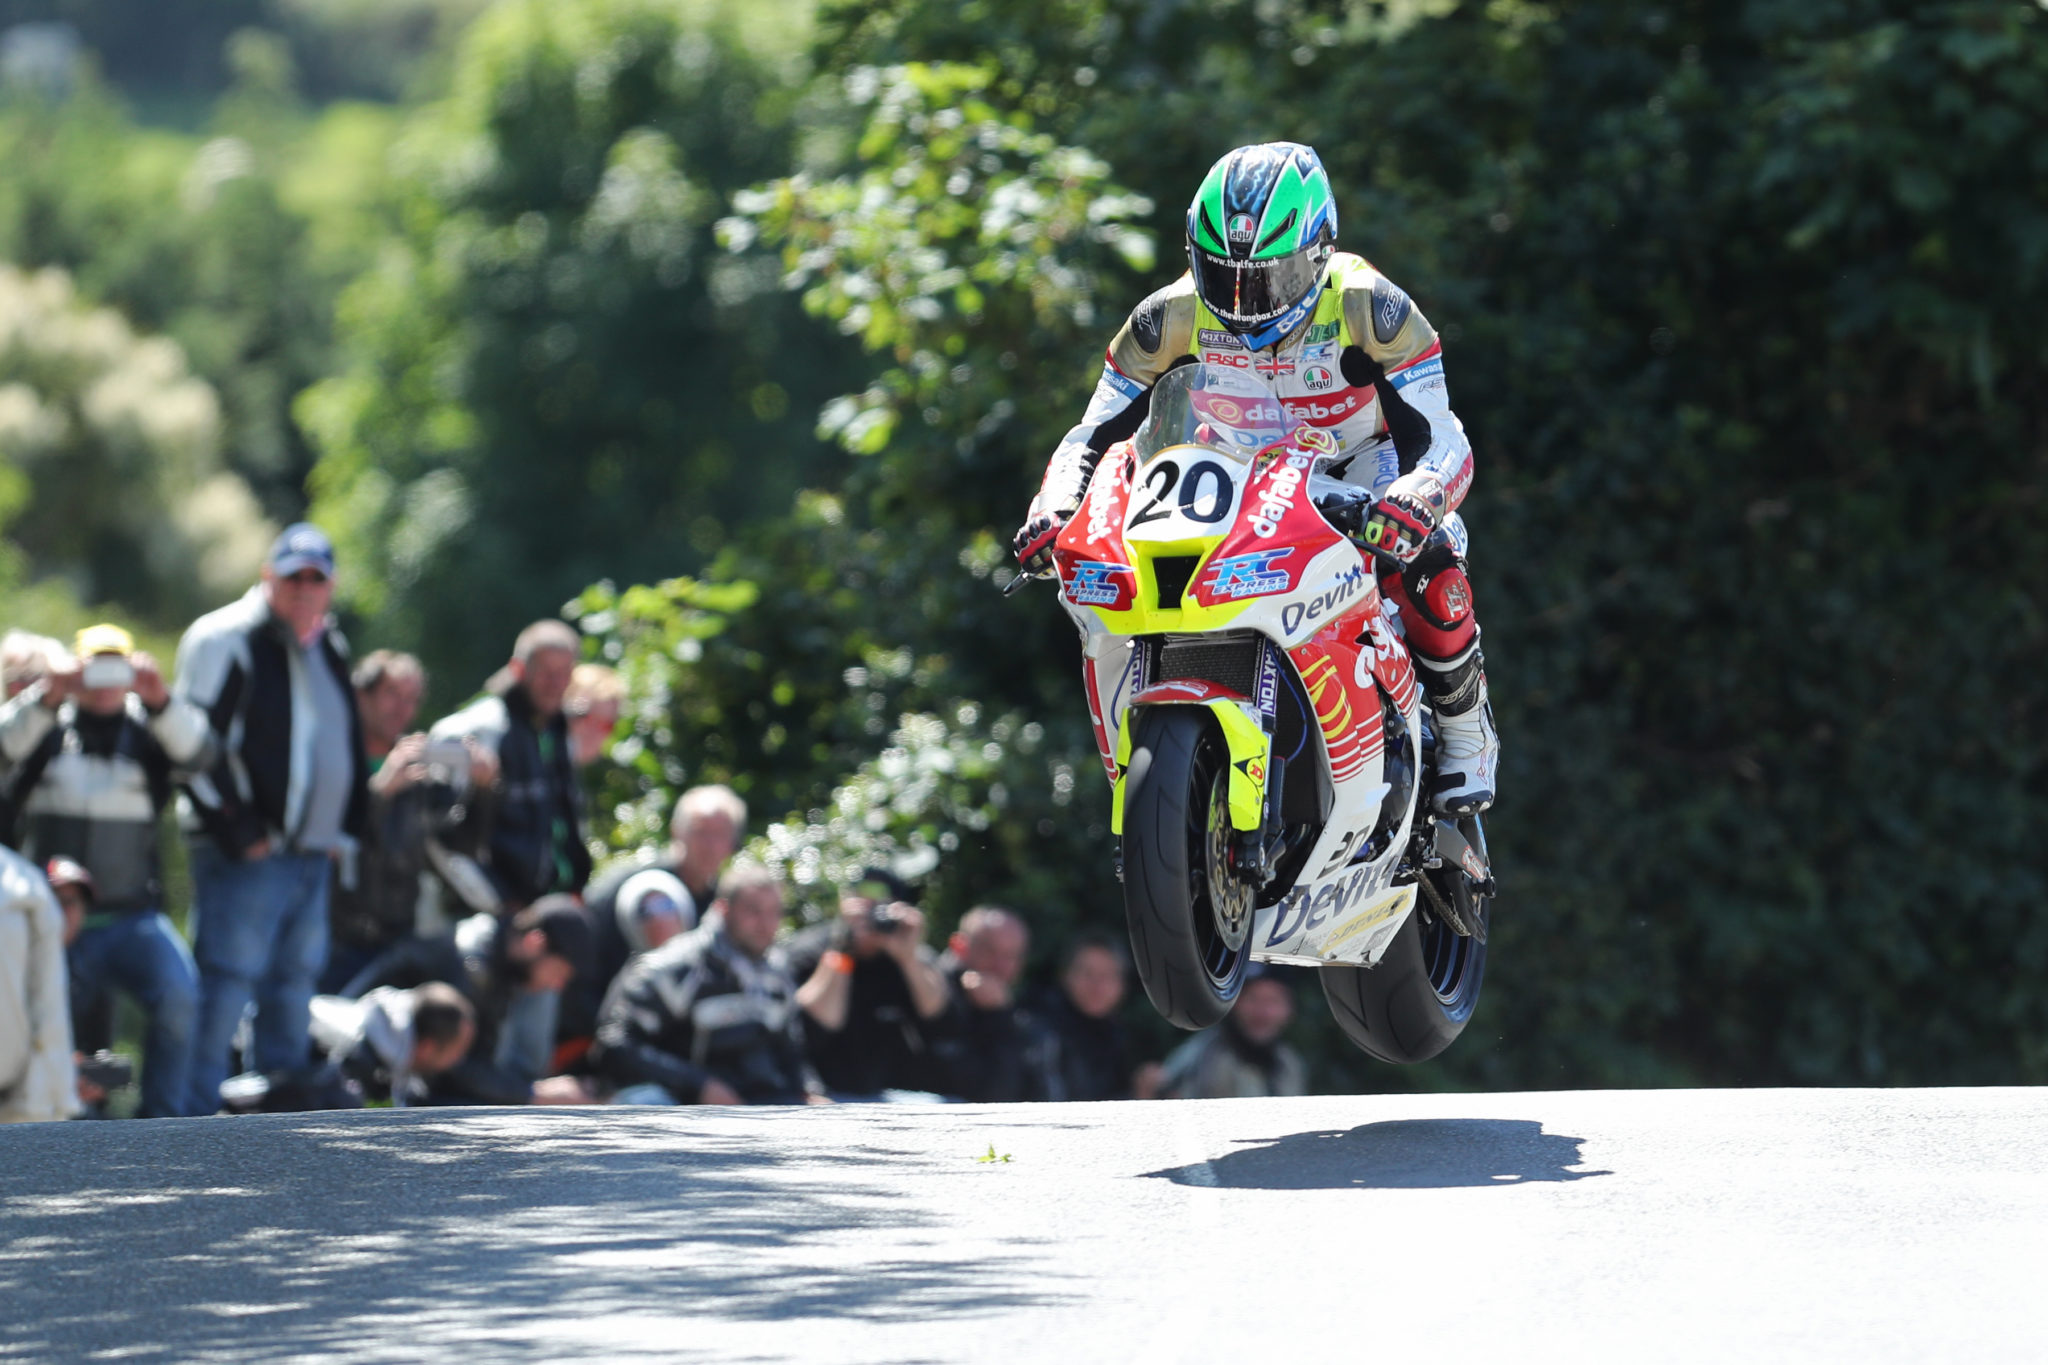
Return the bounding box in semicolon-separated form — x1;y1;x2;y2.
0;845;76;1123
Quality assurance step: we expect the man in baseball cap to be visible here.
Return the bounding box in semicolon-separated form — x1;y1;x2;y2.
172;519;367;1114
267;522;337;581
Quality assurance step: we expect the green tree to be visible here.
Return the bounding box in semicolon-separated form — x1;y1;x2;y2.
300;0;861;704
0;263;273;623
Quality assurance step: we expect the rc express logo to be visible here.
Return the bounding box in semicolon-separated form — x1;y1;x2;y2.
1204;548;1294;600
1066;561;1131;606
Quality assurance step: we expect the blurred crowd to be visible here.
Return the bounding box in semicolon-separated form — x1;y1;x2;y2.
0;525;1306;1123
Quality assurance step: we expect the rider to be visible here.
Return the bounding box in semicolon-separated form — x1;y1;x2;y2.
1012;142;1499;815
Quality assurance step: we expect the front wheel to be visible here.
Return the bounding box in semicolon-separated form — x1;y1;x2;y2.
1320;816;1492;1064
1121;706;1254;1029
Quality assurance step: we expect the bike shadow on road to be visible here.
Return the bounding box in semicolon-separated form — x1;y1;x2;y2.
1144;1118;1612;1190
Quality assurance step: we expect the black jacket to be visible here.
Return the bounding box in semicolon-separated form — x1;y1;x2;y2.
344;916;540;1106
431;680;589;906
172;587;368;859
929;957;1046;1103
592;921;817;1104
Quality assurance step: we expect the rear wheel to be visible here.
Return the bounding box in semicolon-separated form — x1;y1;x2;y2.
1121;706;1254;1029
1320;815;1491;1063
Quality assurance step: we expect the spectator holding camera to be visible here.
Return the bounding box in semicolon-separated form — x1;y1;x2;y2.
174;524;369;1117
0;842;75;1123
322;650;498;993
1;630;64;701
592;861;821;1106
0;624;211;1117
430;620;589;909
785;870;950;1099
931;906;1039;1103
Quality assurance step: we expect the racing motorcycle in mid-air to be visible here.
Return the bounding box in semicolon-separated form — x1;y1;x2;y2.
1012;363;1494;1063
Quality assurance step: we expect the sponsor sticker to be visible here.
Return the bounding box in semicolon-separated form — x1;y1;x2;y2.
1247;455;1310;537
1387;355;1444;391
1303;364;1336;392
1199;329;1242;349
1279;564;1368;636
1101;364;1146;401
1282;391;1366;425
1066;561;1132;606
1204;548;1294;599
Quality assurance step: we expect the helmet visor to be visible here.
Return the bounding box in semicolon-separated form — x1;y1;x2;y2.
1190;245;1326;333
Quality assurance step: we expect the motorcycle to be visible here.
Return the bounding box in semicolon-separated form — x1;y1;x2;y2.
1014;362;1494;1064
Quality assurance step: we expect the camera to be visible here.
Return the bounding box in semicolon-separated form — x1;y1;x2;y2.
76;1050;135;1092
868;902;913;935
421;737;473;790
80;656;135;691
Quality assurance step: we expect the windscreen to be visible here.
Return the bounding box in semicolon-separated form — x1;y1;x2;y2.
1132;363;1290;464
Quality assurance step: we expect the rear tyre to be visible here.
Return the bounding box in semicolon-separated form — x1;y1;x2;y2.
1121;706;1254;1029
1320;815;1491;1064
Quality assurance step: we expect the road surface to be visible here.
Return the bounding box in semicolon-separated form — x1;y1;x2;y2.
3;1087;2044;1361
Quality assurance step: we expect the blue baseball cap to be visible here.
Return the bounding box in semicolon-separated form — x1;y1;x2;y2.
268;523;336;579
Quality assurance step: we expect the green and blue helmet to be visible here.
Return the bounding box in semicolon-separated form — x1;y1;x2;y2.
1186;142;1338;351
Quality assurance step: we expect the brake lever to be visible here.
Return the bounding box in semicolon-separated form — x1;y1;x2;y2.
1002;570;1053;597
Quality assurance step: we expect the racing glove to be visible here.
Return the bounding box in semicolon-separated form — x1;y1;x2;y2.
1354;472;1446;565
1012;512;1066;575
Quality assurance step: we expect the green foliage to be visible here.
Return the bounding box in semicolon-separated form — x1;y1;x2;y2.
0;65;378;523
0;264;273;621
301;0;859;705
14;0;2047;1093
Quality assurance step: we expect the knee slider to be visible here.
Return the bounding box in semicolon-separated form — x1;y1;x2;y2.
1401;545;1473;635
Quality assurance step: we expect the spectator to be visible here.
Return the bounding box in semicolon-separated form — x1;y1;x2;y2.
344;896;594;1106
322;651;497;993
0;626;210;1116
175;523;369;1116
431;620;589;908
1157;966;1307;1100
563;663;624;767
931;906;1038;1102
308;981;476;1107
566;784;745;1047
785;870;951;1099
1;630;64;700
0;842;75;1123
592;861;821;1106
1031;932;1157;1102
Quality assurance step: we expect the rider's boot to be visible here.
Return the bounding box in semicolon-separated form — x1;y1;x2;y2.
1415;644;1499;817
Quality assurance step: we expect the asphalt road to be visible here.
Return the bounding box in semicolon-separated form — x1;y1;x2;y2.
2;1087;2044;1362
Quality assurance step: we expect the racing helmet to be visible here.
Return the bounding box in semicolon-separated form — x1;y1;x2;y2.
1186;143;1338;351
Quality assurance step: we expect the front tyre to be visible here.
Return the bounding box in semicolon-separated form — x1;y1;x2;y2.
1320;816;1492;1064
1121;706;1254;1030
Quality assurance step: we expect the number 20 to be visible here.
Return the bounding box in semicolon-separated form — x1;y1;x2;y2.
1129;459;1232;528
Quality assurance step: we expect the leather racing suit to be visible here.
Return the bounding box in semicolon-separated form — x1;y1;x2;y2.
1027;253;1496;811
